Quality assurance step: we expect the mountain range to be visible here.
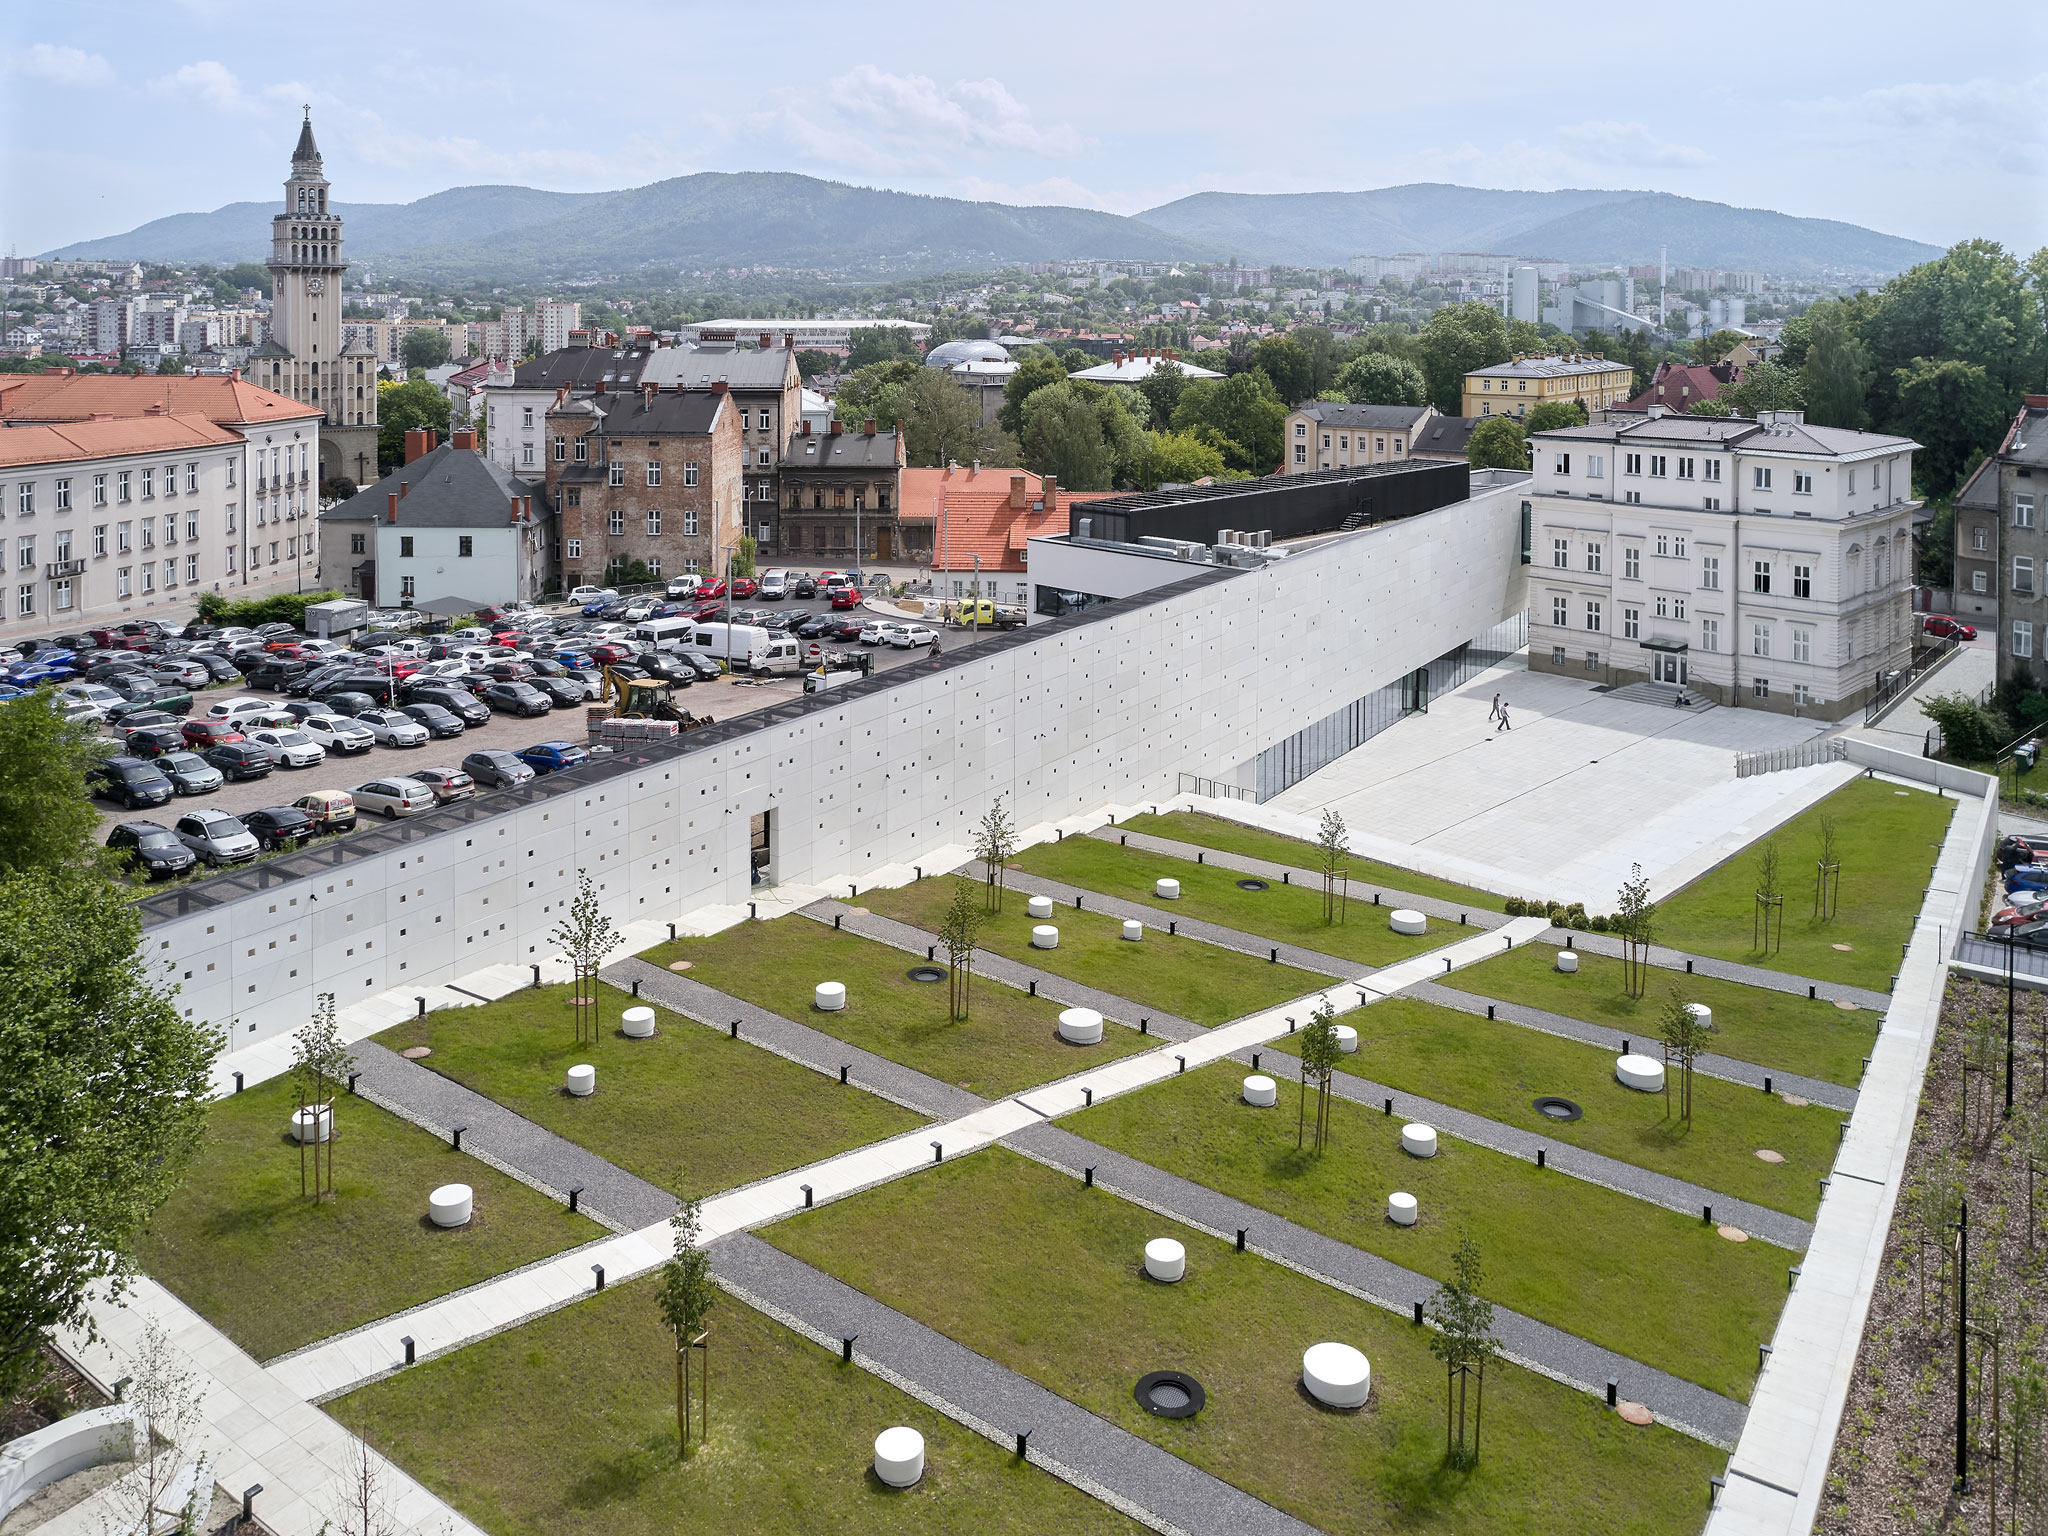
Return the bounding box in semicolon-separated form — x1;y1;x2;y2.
43;173;1943;281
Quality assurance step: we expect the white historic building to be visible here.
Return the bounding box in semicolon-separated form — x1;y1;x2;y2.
1524;409;1920;717
250;112;379;489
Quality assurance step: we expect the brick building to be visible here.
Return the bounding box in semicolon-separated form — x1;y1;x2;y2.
545;382;744;589
779;419;907;562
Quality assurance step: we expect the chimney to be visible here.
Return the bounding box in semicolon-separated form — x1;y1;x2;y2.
386;491;398;523
1009;475;1027;509
759;333;772;349
862;417;876;436
711;380;728;394
403;427;435;464
801;420;812;436
231;367;241;381
524;494;533;520
399;480;409;499
643;383;655;409
451;427;476;451
594;378;605;395
510;497;522;525
554;387;567;407
829;419;843;435
1042;475;1058;508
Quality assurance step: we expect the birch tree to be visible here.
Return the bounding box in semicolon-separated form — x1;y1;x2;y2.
550;869;621;1048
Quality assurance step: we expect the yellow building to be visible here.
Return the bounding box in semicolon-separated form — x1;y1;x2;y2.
1462;353;1634;421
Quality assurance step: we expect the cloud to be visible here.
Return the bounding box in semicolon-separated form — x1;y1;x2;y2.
145;59;255;113
1554;121;1714;171
1789;76;2047;178
8;43;113;87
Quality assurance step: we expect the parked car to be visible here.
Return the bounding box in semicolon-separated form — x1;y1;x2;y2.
312;689;381;718
483;659;535;682
2005;864;2048;893
57;682;129;718
515;740;590;775
356;707;431;747
351;776;437;819
106;820;198;879
316;676;397;707
529;675;587;708
115;709;186;739
299;714;377;754
671;651;723;681
480;680;553;717
795;615;836;639
172;807;260;866
1987;908;2048;950
104;679;193;721
92;755;175;808
293;789;357;833
192;652;243;684
1923;615;1978;641
201;741;276;782
246;658;312;692
460;749;535;789
403;766;476;803
829;586;860;610
123;723;192;761
155;750;225;795
827;619;865;642
568;585;617;607
398;701;466;738
181;718;246;749
637;654;697;686
889;625;936;649
243;805;318;852
402;684;490;726
243;727;327;769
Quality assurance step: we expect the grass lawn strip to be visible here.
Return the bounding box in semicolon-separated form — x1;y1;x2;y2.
1011;836;1459;970
639;919;1150;1098
859;875;1326;1028
1445;943;1879;1088
1119;810;1511;912
337;1273;1136;1536
134;1074;601;1362
374;982;922;1201
1071;1064;1782;1400
770;1148;1723;1536
1656;776;1954;991
1267;996;1838;1219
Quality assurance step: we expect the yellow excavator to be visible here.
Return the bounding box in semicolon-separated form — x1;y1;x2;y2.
600;666;693;723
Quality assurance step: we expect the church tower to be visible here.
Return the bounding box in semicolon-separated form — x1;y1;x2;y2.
257;111;378;489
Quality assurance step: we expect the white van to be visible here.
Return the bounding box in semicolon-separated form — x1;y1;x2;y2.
758;570;788;600
745;637;804;675
689;623;773;662
633;617;698;652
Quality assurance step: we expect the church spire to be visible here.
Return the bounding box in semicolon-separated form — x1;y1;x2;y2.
293;107;320;167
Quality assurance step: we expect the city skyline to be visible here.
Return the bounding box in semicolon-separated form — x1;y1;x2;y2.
2;0;2041;259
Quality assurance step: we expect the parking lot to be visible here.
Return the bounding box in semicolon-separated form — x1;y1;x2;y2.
90;615;938;855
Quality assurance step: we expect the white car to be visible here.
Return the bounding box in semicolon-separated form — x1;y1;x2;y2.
205;696;276;725
356;708;430;747
618;599;659;621
299;714;376;754
858;621;889;645
889;625;937;649
351;777;438;819
568;586;617;606
296;638;350;657
243;728;327;768
449;627;493;643
58;683;127;718
172;807;259;866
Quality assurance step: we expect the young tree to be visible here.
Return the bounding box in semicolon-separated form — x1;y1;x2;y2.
324;1412;398;1536
1426;1233;1501;1467
0;868;215;1402
1813;812;1841;921
1657;989;1714;1123
1298;1000;1343;1156
655;1197;716;1454
1752;837;1783;954
100;1316;207;1536
936;881;983;1022
549;869;621;1047
1611;863;1654;998
972;797;1017;913
292;993;352;1201
1315;808;1348;925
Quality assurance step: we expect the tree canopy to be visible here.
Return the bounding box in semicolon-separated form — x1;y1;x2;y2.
1169;369;1287;476
1522;400;1588;434
1334;352;1429;407
375;378;451;472
401;327;452;371
1466;415;1527;470
845;326;923;371
997;350;1069;438
1419;302;1511;416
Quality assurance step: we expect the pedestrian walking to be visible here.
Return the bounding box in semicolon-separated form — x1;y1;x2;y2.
1490;692;1502;727
1499;704;1511;731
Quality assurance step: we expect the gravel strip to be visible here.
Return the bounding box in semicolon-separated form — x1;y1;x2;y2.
1408;980;1861;1112
806;899;1208;1043
1532;928;1893;1008
1222;1039;1812;1251
603;956;975;1122
1003;1121;1747;1451
1086;825;1514;929
349;1040;676;1231
712;1232;1319;1536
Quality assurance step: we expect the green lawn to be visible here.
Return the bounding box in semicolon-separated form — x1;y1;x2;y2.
1118;811;1511;911
1444;944;1878;1087
1656;776;1954;990
374;983;922;1200
337;1274;1135;1536
134;1076;600;1361
1265;997;1837;1219
639;919;1149;1097
1010;837;1460;969
860;875;1326;1027
770;1149;1724;1536
1074;1065;1782;1399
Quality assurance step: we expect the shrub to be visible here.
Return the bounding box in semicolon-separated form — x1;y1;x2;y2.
194;589;343;627
1503;897;1527;916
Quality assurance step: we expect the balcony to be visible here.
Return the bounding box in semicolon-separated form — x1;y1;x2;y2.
45;559;86;579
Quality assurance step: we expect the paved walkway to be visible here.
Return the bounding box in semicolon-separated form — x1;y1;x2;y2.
1410;980;1860;1112
1088;823;1516;930
714;1234;1318;1536
1003;1122;1747;1448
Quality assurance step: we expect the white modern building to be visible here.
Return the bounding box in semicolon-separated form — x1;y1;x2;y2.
1524;409;1920;717
677;318;930;349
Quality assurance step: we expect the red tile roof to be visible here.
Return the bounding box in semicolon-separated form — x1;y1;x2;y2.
1621;361;1737;414
0;411;242;469
0;372;319;428
899;465;1086;572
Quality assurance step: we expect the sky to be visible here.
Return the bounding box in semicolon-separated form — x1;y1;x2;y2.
2;0;2043;259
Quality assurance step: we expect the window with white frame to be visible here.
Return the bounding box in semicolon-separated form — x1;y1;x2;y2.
1553;453;1571;474
1793;683;1811;705
1701;617;1720;651
1974;525;1989;550
1623;607;1640;639
116;471;130;502
646;461;662;487
1625;453;1641;475
1625;490;1641;504
565;538;581;560
608;463;624;486
92;525;106;557
1754;466;1773;490
1702;460;1721;483
1649;455;1667;477
15;585;31;617
684;509;699;537
522;443;535;466
1587;455;1604;479
683;462;699;487
1551;646;1567;665
2017;620;2035;659
1753;559;1772;594
1655;533;1668;556
1586;541;1602;573
647;557;662;577
1792;563;1812;599
1753;677;1770;699
140;563;154;594
1792;627;1812;663
92;474;106;506
115;567;130;597
139;468;153;500
1677;457;1695;480
1552;537;1569;568
1674;534;1686;557
1552;594;1569;626
1703;555;1720;590
185;463;197;493
1703;496;1721;511
2019;495;2037;529
757;448;771;466
2016;556;2035;593
646;509;662;535
553;436;566;461
1584;599;1602;632
1753;622;1772;657
51;579;71;611
54;479;70;510
1794;471;1813;494
1585;650;1600;671
608;509;625;536
573;436;588;463
225;457;235;487
1624;545;1641;580
163;558;177;587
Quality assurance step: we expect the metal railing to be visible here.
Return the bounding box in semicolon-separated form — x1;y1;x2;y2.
1734;736;1848;778
1864;634;1959;725
1954;929;2048;985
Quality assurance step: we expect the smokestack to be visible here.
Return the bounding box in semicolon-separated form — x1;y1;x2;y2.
863;418;876;436
829;419;843;435
451;428;476;450
386;492;398;523
399;481;409;499
1009;475;1027;509
759;333;772;349
403;427;435;464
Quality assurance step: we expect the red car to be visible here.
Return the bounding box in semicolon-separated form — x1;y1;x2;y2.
693;579;727;599
265;640;313;657
1923;615;1977;641
587;642;634;665
730;577;757;599
830;586;859;609
181;719;246;748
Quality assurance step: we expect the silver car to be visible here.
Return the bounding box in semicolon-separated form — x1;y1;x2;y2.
356;708;430;747
173;807;260;866
351;777;437;818
243;727;327;768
